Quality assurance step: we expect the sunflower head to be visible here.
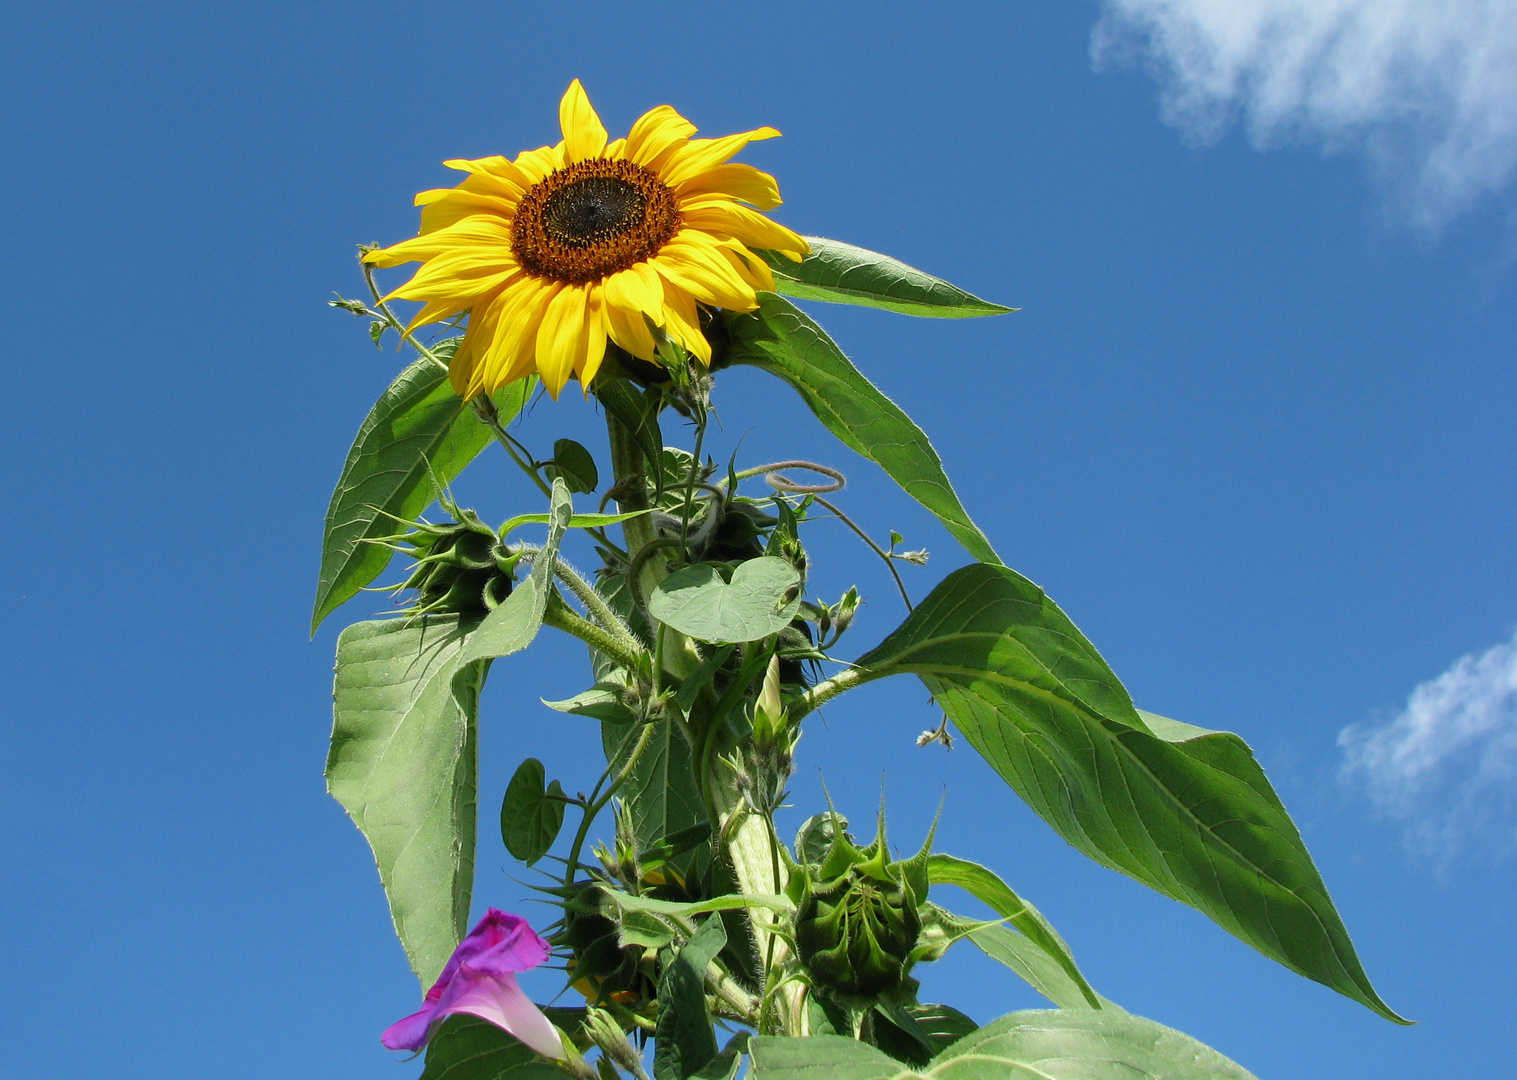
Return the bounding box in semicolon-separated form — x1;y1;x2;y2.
366;81;808;400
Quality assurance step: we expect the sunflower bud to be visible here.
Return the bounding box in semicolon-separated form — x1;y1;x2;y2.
555;881;651;1007
795;864;921;997
791;811;930;999
382;504;520;616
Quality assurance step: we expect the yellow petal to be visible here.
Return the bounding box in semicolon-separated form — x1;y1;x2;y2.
438;159;531;200
383;250;516;303
626;104;698;168
512;146;562;185
578;288;610;388
603;293;658;362
603;265;663;315
713;238;776;292
560;79;608;162
403;293;478;335
417;189;516;234
654;238;757;311
659;127;781;189
658;278;711;365
364;216;512;267
449;290;509;398
675;162;782;209
680;198;807;259
473;277;554;396
536;284;591;397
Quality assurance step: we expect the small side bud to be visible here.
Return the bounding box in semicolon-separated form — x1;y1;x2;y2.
830;586;861;636
584;1008;650;1080
328;295;370;315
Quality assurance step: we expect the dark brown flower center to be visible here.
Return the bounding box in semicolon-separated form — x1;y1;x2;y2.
512;159;681;284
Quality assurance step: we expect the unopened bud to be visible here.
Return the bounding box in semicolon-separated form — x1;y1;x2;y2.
756;655;784;731
584;1008;649;1080
795;865;922;997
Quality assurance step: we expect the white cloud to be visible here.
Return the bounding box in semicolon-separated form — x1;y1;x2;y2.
1340;629;1517;860
1092;0;1517;229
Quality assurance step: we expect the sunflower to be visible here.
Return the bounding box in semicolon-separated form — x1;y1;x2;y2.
366;80;809;399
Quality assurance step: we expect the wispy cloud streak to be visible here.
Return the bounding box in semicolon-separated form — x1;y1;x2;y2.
1092;0;1517;229
1340;629;1517;860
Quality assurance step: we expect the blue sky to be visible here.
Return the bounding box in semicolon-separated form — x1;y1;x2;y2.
2;2;1513;1079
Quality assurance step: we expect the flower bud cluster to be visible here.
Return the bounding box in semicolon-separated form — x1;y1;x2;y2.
788;812;933;1002
378;501;520;616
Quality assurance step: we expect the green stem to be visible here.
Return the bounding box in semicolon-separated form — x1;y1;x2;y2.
813;495;912;613
552;561;642;656
562;718;658;888
788;665;871;723
473;397;554;499
362;261;448;372
732;460;846;492
607;413;655;552
678;417;707;561
542;594;646;675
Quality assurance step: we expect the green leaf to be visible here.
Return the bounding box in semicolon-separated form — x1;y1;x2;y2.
418;1015;537;1080
544;684;638;726
929;1009;1258;1080
499;758;566;866
328;613;486;988
752;1009;1259;1080
691;1051;742;1080
545;438;598;494
850;563;1405;1023
747;1035;901;1080
675;643;737;712
311;345;532;634
597;885;794;923
497;508;649;539
755;237;1013;318
458;479;573;668
595;377;664;480
903;1004;979;1055
870;999;979;1068
602;716;706;855
647;556;802;643
927;854;1099;1009
725;296;1000;565
653;915;727;1080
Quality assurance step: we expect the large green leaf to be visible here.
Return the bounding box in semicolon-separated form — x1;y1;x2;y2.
751;1010;1259;1080
927;854;1099;1009
725;296;1000;565
328;613;487;988
311;344;534;634
653;915;727;1080
648;556;802;643
327;483;572;989
601;716;707;857
756;237;1013;318
846;563;1404;1023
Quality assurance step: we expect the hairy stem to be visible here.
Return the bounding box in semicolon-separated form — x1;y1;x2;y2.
788;665;871;723
542;593;646;675
552;561;642;656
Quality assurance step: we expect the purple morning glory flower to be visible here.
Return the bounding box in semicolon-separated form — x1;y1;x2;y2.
381;908;562;1059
